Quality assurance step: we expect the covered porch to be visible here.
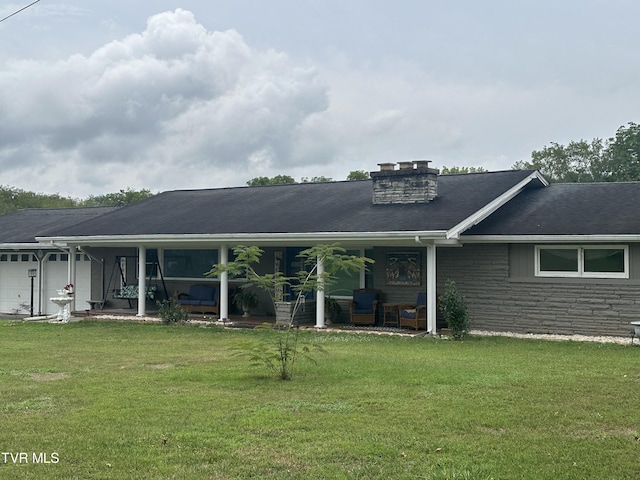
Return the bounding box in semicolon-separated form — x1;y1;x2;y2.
58;240;447;333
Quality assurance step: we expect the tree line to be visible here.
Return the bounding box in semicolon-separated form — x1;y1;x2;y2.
0;187;154;215
441;122;640;183
514;122;640;183
251;122;640;187
3;121;637;213
246;170;371;186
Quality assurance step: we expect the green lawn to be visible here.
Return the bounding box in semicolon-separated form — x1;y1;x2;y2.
1;320;639;479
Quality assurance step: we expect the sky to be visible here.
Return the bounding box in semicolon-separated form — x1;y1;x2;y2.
1;0;639;198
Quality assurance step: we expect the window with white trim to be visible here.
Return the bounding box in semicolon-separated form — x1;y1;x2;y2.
535;245;628;278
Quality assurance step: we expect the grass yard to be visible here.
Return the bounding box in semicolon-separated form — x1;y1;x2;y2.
1;320;639;479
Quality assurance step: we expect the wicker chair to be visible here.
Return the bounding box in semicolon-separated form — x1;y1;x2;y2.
399;292;427;330
349;288;379;326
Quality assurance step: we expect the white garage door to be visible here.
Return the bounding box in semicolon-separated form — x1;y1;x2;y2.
0;252;39;315
0;252;91;315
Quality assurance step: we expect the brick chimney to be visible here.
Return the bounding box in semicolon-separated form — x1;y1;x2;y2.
371;160;439;204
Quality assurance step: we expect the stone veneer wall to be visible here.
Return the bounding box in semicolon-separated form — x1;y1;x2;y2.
437;244;640;337
275;300;316;325
370;167;439;204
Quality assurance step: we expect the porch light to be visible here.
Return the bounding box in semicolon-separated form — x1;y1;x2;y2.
27;268;37;317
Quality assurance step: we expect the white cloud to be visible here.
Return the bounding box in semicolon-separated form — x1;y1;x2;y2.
0;8;329;196
2;4;640;196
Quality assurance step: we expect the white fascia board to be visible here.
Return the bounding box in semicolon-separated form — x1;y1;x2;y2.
446;171;548;240
36;230;450;247
460;234;640;244
0;243;44;250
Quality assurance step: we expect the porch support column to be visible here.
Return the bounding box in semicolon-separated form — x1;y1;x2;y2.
68;245;77;312
137;245;146;317
219;245;229;322
315;255;325;328
36;250;44;315
426;243;437;334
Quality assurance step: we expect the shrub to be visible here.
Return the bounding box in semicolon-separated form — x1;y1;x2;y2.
439;280;470;340
157;299;189;324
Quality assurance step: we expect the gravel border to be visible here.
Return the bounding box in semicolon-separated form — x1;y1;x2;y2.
85;314;638;345
469;329;637;346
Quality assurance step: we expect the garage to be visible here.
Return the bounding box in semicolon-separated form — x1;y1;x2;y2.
0;251;91;315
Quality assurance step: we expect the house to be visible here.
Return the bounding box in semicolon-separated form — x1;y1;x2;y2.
3;161;640;337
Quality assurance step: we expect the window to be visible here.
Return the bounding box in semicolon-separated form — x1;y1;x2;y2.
539;248;578;273
584;248;626;275
163;249;217;279
146;249;158;278
536;246;628;278
326;249;369;297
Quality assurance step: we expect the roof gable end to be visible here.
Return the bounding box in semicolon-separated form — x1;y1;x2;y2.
446;170;548;239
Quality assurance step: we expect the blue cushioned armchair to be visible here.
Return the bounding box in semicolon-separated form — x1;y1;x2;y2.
349;288;379;326
399;292;427;330
176;284;220;315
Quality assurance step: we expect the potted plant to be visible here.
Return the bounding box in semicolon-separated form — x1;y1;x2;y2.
233;288;259;317
324;296;342;324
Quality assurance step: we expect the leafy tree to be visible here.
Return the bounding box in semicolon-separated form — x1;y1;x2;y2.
246;175;296;186
207;244;372;380
440;166;487;175
602;122;640;181
347;170;370;180
514;139;605;182
514;122;640;183
79;188;154;207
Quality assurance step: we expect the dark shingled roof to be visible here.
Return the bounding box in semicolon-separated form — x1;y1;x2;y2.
0;207;117;243
43;170;539;237
465;182;640;236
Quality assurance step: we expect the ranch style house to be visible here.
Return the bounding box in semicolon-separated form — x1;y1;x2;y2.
1;161;639;337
